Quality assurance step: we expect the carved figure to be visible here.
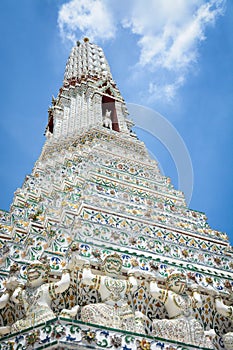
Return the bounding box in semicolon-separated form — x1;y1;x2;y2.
215;296;233;350
0;281;18;335
0;290;9;310
150;270;214;348
0;263;22;335
0;259;71;334
0;273;19;310
80;253;144;332
0;243;10;267
103;109;112;129
0;289;12;335
45;126;53;139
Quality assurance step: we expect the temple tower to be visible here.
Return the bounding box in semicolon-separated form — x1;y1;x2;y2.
45;38;130;140
0;39;232;350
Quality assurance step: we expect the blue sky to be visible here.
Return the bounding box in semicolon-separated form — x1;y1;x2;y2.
0;0;232;242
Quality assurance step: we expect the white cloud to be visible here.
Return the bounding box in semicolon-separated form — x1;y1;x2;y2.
123;0;225;72
58;0;115;43
149;75;185;102
58;0;225;101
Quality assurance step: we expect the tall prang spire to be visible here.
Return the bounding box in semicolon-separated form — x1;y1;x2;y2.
45;38;132;141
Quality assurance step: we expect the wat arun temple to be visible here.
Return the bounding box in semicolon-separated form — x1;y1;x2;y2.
0;39;232;350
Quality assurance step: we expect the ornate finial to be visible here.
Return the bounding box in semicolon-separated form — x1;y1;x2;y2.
51;95;57;106
83;37;89;43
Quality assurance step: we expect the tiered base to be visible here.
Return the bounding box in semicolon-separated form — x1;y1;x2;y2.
0;317;214;350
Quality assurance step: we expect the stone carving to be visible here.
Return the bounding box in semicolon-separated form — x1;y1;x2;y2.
0;258;71;335
0;243;10;267
150;270;214;348
0;263;20;306
0;291;9;311
103;109;112;129
0;263;22;335
60;304;80;318
45;128;53;139
215;296;233;350
80;253;145;332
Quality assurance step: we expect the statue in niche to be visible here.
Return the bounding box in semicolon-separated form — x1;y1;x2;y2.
150;270;215;348
80;253;146;332
45;127;53;139
0;257;72;335
103;109;112;129
215;295;233;350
